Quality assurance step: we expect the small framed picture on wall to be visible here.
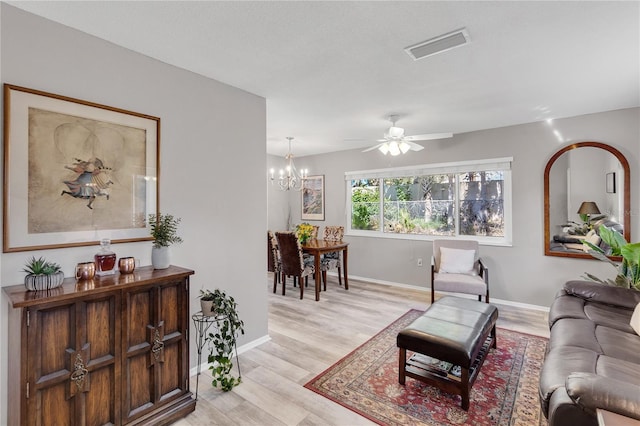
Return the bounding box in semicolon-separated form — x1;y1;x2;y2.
606;172;616;193
301;175;325;221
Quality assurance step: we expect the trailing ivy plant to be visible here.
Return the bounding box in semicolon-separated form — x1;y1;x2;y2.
204;289;245;391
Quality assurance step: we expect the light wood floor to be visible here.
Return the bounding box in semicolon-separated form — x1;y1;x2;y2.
175;275;549;426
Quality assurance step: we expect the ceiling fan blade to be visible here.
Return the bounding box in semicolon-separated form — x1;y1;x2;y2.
406;141;425;151
362;143;385;152
404;132;453;141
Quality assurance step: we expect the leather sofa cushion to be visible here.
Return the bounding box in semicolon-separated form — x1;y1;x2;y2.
549;290;590;325
541;318;640;409
564;280;640;310
596;355;640;384
550;290;635;332
539;346;598;404
547;318;601;353
547;385;598;426
585;304;634;333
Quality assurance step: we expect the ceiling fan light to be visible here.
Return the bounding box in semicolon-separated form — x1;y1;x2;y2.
399;142;411;154
388;141;401;156
388;126;404;138
378;143;390;155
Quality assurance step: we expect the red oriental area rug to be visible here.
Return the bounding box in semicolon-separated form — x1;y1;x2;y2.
304;309;548;426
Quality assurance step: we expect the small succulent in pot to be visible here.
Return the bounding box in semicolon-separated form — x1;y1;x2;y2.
23;256;65;291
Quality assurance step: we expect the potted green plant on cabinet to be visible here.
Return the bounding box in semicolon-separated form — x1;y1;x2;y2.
204;288;245;391
148;213;183;269
23;256;64;291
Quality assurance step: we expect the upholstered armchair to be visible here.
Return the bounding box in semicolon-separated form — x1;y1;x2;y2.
431;239;489;303
275;231;315;299
320;226;344;289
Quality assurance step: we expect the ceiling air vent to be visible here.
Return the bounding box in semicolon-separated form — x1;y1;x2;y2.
405;28;470;61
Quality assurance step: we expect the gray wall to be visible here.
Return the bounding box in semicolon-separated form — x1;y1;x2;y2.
0;5;267;422
267;154;293;231
282;108;640;308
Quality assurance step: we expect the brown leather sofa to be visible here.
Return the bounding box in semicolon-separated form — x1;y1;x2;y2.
539;280;640;425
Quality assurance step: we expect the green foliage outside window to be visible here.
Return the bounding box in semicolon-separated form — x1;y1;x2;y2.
350;171;505;238
351;181;379;230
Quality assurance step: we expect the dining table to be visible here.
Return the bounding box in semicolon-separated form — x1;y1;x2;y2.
301;239;349;301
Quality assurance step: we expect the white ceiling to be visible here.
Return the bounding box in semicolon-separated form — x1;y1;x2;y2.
8;1;640;157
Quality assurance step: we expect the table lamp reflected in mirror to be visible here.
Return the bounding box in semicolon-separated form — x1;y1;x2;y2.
577;201;601;230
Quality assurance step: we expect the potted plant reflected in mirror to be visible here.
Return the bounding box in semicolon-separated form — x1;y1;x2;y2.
148;213;183;269
23;256;65;291
201;288;245;391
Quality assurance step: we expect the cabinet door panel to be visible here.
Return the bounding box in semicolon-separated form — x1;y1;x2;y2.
159;342;180;397
126;352;152;416
127;290;152;348
159;284;179;334
28;304;75;425
83;296;119;426
28;294;119;426
86;297;116;360
32;304;75;382
122;279;189;422
157;281;188;402
122;286;156;421
86;367;116;426
40;383;74;426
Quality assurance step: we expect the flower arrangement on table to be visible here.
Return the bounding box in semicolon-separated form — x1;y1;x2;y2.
296;223;315;245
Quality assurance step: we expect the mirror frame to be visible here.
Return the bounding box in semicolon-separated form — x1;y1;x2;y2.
544;141;630;259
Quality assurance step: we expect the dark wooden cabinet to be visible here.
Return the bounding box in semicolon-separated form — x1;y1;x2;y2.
4;266;195;426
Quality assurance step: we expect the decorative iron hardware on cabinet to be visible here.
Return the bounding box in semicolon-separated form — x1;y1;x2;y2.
152;329;164;361
70;353;88;391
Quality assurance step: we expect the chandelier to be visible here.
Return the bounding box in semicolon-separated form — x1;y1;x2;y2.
269;137;308;191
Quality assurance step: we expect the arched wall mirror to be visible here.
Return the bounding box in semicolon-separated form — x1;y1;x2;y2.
544;141;630;259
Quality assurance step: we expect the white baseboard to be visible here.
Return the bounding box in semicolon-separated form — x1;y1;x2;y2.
329;271;549;312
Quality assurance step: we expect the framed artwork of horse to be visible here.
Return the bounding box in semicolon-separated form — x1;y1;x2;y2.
3;84;159;252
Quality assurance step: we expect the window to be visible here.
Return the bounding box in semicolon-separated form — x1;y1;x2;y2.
346;158;512;245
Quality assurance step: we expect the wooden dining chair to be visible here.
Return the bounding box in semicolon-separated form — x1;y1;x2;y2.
267;231;281;293
320;226;345;289
301;225;319;277
275;232;315;299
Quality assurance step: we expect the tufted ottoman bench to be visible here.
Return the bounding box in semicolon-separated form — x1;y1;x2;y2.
397;296;498;410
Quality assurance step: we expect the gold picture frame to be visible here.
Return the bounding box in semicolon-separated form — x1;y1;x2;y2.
3;84;159;252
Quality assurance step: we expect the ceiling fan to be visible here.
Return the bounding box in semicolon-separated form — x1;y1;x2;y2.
362;115;453;155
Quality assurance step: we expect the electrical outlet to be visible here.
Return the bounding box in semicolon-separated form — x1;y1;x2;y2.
417;258;423;267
